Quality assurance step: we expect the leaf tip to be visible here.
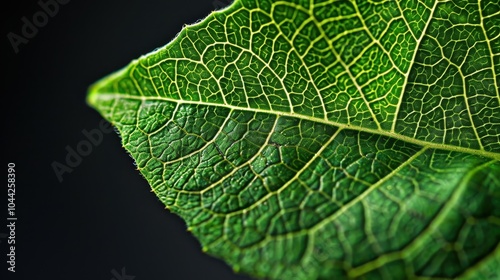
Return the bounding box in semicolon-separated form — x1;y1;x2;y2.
86;65;131;111
86;82;101;109
232;265;240;273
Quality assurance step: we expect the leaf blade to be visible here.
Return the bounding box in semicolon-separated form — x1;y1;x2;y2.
87;0;500;279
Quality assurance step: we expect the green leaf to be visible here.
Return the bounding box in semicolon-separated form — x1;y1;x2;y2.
87;0;500;279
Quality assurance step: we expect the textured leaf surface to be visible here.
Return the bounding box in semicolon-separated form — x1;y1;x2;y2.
88;0;500;279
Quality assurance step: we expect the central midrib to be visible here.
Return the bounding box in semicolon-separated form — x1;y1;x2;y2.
89;92;500;161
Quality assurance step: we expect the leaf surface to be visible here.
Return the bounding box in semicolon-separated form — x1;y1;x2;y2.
88;0;500;279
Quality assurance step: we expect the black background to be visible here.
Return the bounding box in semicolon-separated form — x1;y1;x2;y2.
2;0;251;279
